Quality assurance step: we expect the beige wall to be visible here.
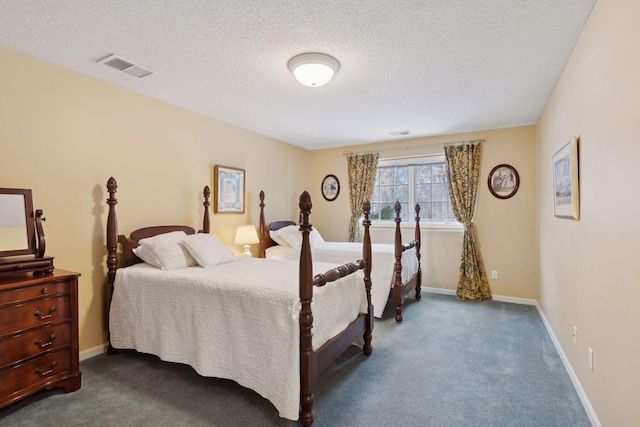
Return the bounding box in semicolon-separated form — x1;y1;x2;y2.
308;126;538;299
536;0;640;424
0;47;310;352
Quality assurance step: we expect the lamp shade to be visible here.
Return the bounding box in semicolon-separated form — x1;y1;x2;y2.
234;225;259;245
288;53;340;87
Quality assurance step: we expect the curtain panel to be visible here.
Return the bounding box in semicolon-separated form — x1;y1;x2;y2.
444;143;491;301
346;153;379;242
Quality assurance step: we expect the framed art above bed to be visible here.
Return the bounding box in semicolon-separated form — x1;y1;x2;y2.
214;165;245;213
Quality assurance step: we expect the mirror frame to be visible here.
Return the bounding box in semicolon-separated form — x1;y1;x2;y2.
0;188;36;257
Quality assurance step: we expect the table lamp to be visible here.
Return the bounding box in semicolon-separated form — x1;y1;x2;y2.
234;225;259;257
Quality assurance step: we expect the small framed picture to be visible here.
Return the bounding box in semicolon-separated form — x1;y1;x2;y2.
321;174;340;201
553;137;580;219
488;164;520;199
214;165;245;213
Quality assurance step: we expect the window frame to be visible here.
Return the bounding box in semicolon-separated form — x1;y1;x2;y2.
369;155;463;231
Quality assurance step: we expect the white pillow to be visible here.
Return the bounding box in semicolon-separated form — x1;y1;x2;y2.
132;231;197;270
273;225;325;248
269;229;290;246
180;233;235;267
276;225;303;248
310;227;325;247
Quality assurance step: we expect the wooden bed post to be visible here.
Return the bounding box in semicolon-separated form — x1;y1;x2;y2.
362;200;373;355
414;203;422;301
393;201;403;323
202;185;211;234
298;191;315;427
259;191;266;258
105;177;118;353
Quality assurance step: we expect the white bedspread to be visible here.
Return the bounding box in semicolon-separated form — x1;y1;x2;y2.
266;242;418;318
109;257;367;421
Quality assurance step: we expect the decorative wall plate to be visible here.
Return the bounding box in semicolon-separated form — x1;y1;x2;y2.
488;164;519;199
321;174;340;201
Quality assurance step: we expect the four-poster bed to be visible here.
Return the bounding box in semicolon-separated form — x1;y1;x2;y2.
104;177;373;426
258;191;422;323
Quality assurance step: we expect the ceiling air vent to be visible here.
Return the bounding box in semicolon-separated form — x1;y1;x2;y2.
98;54;154;78
389;131;410;136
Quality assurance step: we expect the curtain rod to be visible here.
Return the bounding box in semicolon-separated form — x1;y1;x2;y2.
343;138;485;156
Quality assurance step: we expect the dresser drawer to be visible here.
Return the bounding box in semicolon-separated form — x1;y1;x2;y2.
0;323;71;368
0;296;70;337
0;279;70;306
0;349;71;397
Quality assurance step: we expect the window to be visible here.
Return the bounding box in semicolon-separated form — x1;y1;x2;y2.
370;156;457;225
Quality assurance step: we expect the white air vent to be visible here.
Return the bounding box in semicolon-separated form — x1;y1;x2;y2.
98;54;154;78
389;131;410;136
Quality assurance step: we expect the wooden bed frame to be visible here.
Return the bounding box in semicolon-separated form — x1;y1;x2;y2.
258;191;422;323
104;177;373;426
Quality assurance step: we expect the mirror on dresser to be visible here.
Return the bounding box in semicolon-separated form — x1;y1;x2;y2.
0;188;54;276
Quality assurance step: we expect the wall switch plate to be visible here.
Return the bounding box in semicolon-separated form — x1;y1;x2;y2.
491;270;498;279
573;326;577;345
588;347;593;371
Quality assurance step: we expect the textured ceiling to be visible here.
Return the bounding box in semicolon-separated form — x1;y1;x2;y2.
0;1;596;150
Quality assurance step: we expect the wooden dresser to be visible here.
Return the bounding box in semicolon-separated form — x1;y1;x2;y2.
0;269;81;408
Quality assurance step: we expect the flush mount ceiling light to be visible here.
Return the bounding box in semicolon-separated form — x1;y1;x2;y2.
288;53;340;87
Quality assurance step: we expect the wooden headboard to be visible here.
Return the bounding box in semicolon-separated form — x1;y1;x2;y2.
106;178;211;269
258;190;301;257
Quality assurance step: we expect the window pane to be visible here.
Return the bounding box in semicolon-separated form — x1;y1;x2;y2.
380;186;394;203
379;168;394;186
432;182;449;202
432;163;448;182
394;167;408;185
418;202;432;220
415;184;432;203
398;203;409;220
416;165;431;184
395;185;409;203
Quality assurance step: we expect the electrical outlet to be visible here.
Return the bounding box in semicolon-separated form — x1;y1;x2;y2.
573;326;577;345
588;347;593;371
491;270;498;280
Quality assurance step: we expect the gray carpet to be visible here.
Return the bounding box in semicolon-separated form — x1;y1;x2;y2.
0;294;591;426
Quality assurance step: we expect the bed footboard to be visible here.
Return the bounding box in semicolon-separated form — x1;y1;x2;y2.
298;193;373;427
392;202;422;323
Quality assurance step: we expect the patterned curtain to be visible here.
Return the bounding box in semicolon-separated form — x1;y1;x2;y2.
444;143;492;300
346;153;379;242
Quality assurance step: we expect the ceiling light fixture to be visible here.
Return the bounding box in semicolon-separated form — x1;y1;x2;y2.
288;53;340;87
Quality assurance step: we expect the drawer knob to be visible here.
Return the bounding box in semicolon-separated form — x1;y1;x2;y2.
35;361;58;377
34;333;57;348
34;306;57;320
41;287;49;294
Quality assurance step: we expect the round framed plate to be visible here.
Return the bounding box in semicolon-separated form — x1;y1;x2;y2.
488;164;520;199
321;174;340;201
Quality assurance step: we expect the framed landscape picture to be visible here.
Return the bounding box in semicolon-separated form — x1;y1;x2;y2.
214;165;245;213
552;137;580;219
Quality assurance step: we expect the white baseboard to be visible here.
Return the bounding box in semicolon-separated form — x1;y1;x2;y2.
423;287;537;306
79;343;108;361
423;286;456;296
534;303;600;427
424;287;599;426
